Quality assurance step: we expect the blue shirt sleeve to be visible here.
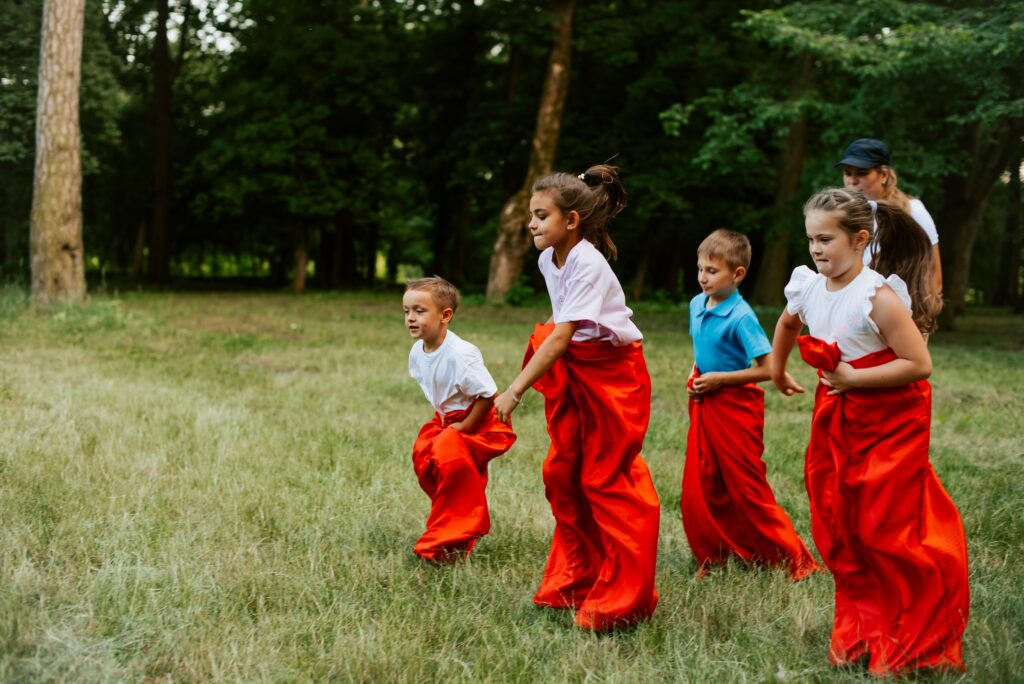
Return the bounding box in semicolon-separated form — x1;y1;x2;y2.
736;311;771;361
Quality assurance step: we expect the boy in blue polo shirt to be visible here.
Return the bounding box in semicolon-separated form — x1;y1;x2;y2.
681;229;818;580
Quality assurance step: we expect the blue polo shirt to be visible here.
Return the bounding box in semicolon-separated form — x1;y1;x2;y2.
689;289;772;373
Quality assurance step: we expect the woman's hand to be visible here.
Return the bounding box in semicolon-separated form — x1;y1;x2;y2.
494;389;520;424
821;362;858;395
773;371;806;396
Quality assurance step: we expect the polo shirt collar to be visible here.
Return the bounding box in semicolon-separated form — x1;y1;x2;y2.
697;288;742;317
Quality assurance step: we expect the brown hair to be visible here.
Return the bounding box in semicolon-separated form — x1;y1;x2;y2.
803;187;941;334
405;276;460;314
532;164;627;259
697;229;752;270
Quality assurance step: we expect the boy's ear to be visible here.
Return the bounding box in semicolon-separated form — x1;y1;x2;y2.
441;307;454;324
733;265;747;282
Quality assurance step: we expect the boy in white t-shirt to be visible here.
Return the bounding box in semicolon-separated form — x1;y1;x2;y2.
403;276;516;562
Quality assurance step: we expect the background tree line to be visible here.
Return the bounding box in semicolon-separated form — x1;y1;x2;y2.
2;0;1022;319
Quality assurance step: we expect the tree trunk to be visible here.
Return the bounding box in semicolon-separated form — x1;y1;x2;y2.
936;121;1018;325
752;56;811;306
30;0;86;306
293;227;308;293
995;147;1021;309
148;0;172;283
131;220;146;282
486;0;576;302
450;187;471;285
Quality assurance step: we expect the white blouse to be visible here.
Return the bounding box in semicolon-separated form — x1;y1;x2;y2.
784;266;912;362
538;240;642;345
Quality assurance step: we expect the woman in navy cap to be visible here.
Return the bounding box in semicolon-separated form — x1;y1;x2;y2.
836;138;943;293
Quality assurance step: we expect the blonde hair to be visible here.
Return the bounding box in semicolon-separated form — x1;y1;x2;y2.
405;276;460;313
697;229;752;270
877;165;913;212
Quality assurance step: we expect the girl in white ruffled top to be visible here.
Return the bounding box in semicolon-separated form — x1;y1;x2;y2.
770;188;968;676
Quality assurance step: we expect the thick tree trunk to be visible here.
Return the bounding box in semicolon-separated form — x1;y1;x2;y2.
450;188;471;286
936;122;1018;325
995;147;1021;309
30;0;86;306
148;0;172;283
486;0;576;302
752;56;811;306
293;227;308;293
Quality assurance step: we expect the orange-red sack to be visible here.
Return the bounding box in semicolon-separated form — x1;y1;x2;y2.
799;335;969;675
524;323;661;631
681;372;818;580
411;403;516;561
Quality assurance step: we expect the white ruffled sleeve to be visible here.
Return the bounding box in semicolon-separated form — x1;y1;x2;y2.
783;266;817;320
864;272;912;334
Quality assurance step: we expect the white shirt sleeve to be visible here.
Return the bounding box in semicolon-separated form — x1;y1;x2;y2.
909;199;939;245
455;345;498;400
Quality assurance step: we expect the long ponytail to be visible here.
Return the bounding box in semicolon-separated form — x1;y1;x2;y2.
870;200;942;334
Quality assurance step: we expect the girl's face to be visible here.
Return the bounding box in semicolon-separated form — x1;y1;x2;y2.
529;191;578;254
805;210;869;282
841;165;887;200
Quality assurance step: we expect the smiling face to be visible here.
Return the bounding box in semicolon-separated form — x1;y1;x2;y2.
402;289;452;352
529;190;580;261
805;210;869;285
841;165;887;201
697;254;743;306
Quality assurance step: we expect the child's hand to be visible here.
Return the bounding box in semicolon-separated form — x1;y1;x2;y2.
494;390;519;424
821;363;857;395
691;372;724;395
774;371;806;396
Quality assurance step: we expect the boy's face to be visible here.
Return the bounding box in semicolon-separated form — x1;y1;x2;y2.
697;254;744;305
403;289;452;351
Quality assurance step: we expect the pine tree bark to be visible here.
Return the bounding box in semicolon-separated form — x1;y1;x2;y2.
486;0;576;302
30;0;86;306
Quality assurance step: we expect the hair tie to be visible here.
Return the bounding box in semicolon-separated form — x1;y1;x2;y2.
578;173;586;181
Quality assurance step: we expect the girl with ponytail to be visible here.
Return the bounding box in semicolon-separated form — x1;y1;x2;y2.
770;187;968;675
493;164;661;631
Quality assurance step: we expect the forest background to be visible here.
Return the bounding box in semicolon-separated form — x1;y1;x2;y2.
2;0;1022;315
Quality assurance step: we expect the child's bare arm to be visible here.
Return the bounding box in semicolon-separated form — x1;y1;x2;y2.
821;286;931;394
494;321;577;423
450;395;495;433
691;355;772;395
771;309;806;396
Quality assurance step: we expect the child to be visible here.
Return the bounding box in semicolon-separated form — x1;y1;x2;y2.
493;165;660;631
681;229;818;580
404;276;516;562
771;188;968;675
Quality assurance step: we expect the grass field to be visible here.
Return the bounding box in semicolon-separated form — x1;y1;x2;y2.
0;288;1021;682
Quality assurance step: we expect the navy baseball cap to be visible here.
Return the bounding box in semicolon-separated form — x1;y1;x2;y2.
835;138;891;168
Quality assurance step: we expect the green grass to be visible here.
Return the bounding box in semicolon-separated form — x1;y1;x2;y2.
0;289;1021;682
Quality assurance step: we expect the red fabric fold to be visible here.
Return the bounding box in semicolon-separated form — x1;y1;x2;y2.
411;403;516;561
681;372;818;580
524;323;660;631
801;337;969;675
797;334;841;372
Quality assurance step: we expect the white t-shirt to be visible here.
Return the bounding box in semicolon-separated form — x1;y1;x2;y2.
408;330;498;414
538;240;642;345
784;265;912;362
863;198;939;265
